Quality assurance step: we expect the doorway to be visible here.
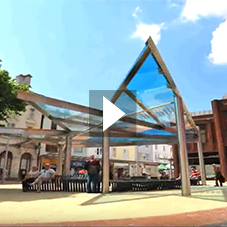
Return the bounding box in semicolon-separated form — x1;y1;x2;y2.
0;151;13;178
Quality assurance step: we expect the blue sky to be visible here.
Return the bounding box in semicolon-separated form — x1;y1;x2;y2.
0;0;227;112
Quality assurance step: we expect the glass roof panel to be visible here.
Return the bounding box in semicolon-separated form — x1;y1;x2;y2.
61;123;90;132
140;129;175;136
38;104;103;126
114;92;142;114
127;54;174;108
149;103;176;127
83;136;177;147
39;104;79;119
127;111;157;124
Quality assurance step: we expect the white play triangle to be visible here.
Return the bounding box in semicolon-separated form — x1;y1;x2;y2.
103;96;125;131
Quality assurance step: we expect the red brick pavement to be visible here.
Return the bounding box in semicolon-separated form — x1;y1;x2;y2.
2;206;227;226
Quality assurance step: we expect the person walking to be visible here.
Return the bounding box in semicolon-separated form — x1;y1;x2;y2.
85;155;101;193
213;164;225;187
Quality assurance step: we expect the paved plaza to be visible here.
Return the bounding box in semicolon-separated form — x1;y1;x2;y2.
0;183;227;226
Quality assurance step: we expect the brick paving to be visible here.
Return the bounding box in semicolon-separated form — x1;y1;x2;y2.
2;206;227;227
1;184;227;226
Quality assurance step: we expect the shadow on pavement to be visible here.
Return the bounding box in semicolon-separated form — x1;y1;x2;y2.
191;188;227;203
0;188;77;202
81;192;171;206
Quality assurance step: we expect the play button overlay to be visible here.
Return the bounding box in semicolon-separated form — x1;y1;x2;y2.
103;96;125;131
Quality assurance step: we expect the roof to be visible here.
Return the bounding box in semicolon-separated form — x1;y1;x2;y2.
0;37;198;147
191;110;213;117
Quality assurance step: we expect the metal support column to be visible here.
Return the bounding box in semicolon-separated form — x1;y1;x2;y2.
174;95;191;196
56;144;64;175
64;136;72;175
102;129;110;193
197;127;206;185
2;137;10;184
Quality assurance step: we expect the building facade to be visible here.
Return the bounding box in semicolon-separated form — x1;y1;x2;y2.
0;74;42;179
173;96;227;179
69;144;172;178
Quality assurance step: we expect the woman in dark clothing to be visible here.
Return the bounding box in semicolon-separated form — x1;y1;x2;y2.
213;164;225;187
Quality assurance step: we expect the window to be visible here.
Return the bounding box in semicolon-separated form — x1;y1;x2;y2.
46;145;57;153
198;124;207;143
163;146;165;151
7;123;15;128
112;148;116;158
74;148;82;153
123;149;128;159
97;148;100;155
155;154;158;160
28;108;35;120
155;145;158;149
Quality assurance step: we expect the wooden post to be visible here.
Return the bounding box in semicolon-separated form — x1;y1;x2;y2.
102;129;110;193
64;136;72;175
175;95;191;196
56;145;64;175
172;144;179;178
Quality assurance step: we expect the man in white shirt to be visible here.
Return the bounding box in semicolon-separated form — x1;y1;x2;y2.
30;163;55;193
22;166;39;192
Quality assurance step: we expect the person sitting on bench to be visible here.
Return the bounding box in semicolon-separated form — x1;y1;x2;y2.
22;166;39;192
189;166;201;180
29;163;55;193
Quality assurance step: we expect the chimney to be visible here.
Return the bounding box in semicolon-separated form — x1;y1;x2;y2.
16;74;32;87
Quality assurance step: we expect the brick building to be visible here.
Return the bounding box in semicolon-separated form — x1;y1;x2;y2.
173;95;227;179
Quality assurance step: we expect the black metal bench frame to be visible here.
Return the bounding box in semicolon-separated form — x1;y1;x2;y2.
23;175;200;193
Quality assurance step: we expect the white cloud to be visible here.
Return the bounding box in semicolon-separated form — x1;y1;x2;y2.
181;0;227;64
131;23;164;44
168;0;185;8
181;0;227;21
132;6;142;18
208;19;227;64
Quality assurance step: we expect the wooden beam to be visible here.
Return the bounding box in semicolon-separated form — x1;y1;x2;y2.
28;101;70;132
0;127;67;137
146;37;197;133
111;46;151;104
17;91;102;117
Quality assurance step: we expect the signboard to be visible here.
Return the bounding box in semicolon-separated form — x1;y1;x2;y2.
42;157;58;165
71;161;85;168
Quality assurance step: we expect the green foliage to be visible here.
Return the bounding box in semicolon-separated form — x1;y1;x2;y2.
0;69;29;122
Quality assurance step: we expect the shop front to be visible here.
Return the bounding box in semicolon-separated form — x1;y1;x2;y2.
70;160;86;174
41;157;58;171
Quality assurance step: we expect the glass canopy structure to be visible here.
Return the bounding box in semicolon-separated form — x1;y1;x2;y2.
0;37;205;195
11;37;198;147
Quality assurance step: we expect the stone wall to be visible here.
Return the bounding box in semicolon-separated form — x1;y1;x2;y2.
0;145;37;179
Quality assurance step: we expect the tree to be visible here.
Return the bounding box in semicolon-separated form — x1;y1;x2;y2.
0;65;29;122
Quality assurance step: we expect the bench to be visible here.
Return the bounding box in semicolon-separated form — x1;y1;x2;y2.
23;175;201;193
23;175;88;192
